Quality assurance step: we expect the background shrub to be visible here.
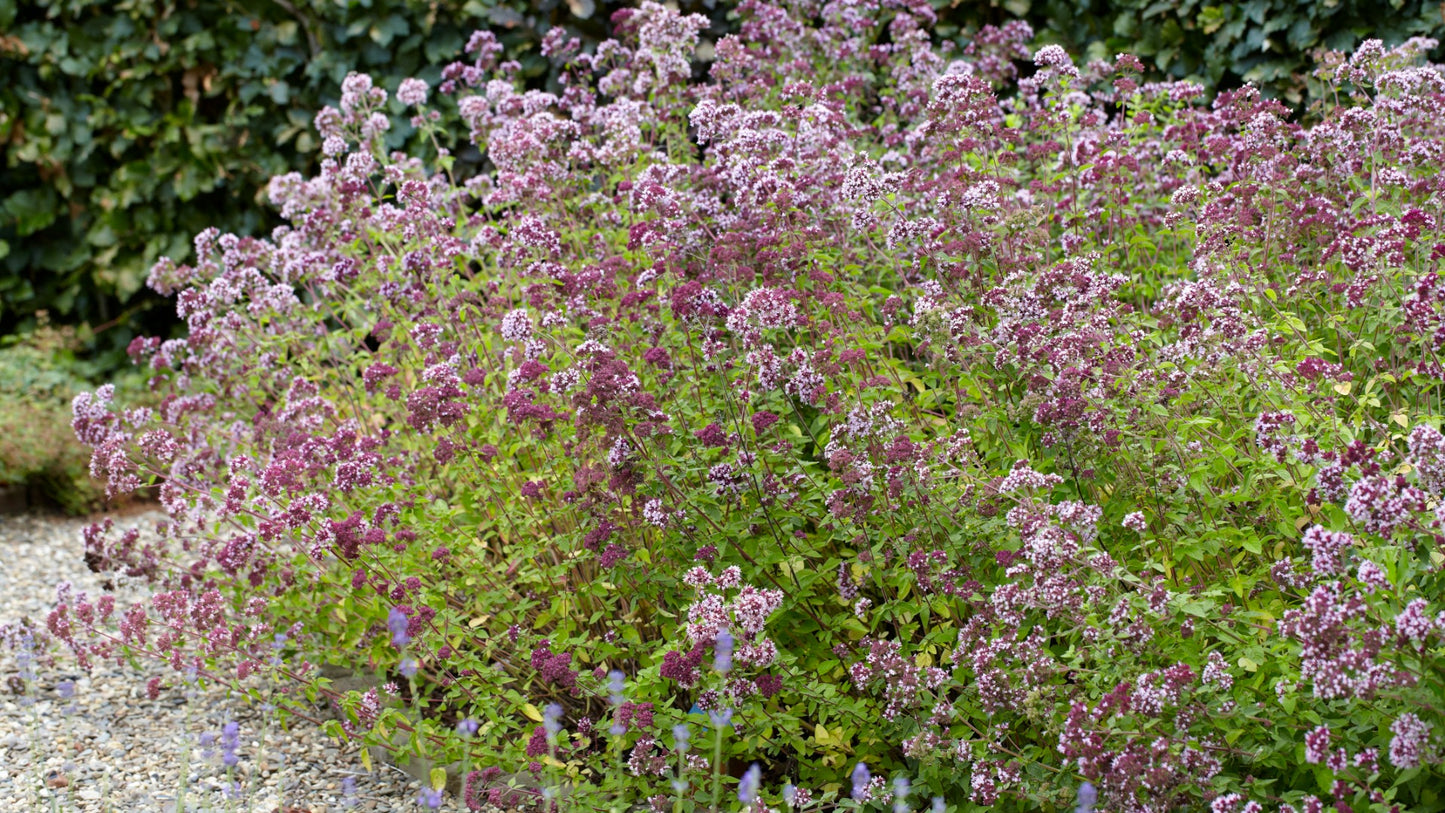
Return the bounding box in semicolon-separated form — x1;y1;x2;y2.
0;314;106;514
1025;0;1444;103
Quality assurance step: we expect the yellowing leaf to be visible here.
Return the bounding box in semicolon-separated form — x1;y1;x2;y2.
522;703;544;722
360;747;373;772
1238;656;1259;673
780;556;805;579
914;651;933;668
468;616;487;629
814;723;833;746
1391;411;1409;428
430;767;448;790
1333;381;1352;395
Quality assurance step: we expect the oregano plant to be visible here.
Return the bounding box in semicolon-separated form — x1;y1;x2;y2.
14;2;1445;811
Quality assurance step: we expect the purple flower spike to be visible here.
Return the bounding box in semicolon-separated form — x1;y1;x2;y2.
739;763;761;804
608;669;626;702
893;776;910;813
387;606;411;648
220;720;240;768
714;628;734;674
543;702;564;738
341;776;357;809
851;763;870;801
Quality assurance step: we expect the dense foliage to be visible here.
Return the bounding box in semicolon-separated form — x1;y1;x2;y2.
22;1;1445;810
1028;0;1444;104
4;0;1441;373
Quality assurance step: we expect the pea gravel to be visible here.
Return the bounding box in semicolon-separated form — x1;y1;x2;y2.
0;510;460;812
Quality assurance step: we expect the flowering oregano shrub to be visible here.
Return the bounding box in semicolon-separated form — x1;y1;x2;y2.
25;1;1445;809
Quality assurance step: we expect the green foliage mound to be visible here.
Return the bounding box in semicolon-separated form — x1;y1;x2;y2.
37;3;1445;810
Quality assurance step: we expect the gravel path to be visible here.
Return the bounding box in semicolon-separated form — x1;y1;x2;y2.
0;511;441;812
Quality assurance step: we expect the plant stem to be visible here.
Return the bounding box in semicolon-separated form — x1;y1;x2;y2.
710;723;724;813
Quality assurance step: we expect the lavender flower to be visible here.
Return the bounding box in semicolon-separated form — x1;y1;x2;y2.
707;707;733;729
399;657;419;678
739;763;761;804
673;723;692;754
199;730;217;762
1075;781;1097;813
851;763;870;801
608;669;626;705
387;606;410;648
15;634;34;683
220;721;240;768
714;627;734;674
932;797;946;813
543;702;564;739
893;777;910;813
457;718;479;737
57;679;77;714
418;786;443;808
341;776;357;809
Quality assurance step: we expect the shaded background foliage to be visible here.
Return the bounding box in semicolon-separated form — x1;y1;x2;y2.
1;0;1443;368
1030;0;1445;101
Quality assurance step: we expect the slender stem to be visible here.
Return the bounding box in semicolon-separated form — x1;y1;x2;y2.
710;722;725;813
